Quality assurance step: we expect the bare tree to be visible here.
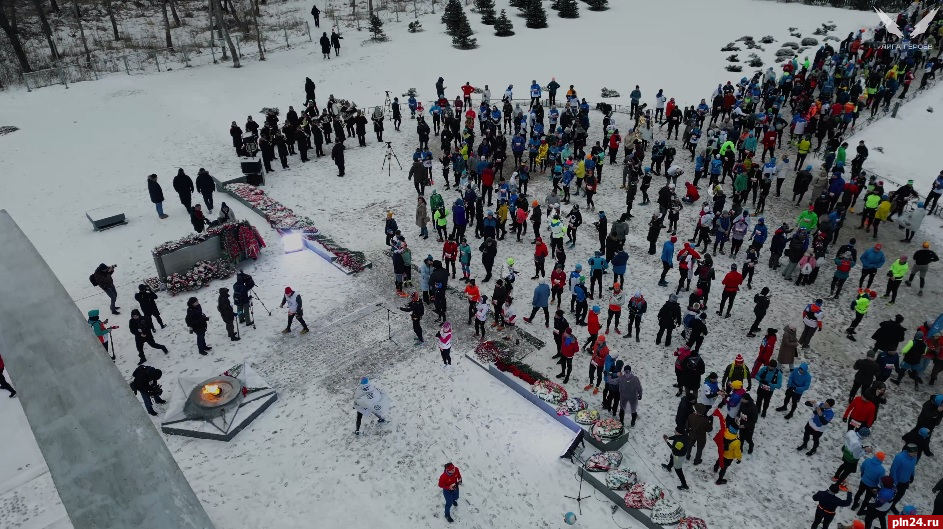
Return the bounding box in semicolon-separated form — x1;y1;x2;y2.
49;0;58;13
168;0;181;27
212;0;239;67
71;0;91;65
0;0;32;72
250;0;263;59
160;0;173;49
368;0;373;15
29;0;59;61
102;0;120;40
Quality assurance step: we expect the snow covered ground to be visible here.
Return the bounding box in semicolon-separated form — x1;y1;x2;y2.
1;1;940;528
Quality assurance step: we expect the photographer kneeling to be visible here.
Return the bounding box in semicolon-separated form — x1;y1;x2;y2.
130;365;166;416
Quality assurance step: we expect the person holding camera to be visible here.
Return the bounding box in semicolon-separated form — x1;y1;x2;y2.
91;263;120;315
797;398;836;456
134;284;165;329
129;309;168;364
130;364;166;416
185;297;212;355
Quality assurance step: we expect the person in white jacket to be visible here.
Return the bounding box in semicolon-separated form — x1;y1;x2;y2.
898;201;928;243
436;321;453;367
354;376;388;435
474;296;490;340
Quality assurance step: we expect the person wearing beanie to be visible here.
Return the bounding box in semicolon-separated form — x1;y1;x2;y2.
556;327;578;383
716;263;743;318
894;331;927;387
810;483;853;529
831;252;857;299
862;475;896;524
870;314;908;356
852;452;887;512
474;295;491;340
437;462;462;522
799;298;825;350
686;312;709;355
279;287;310;334
661;431;690;490
713;421;742;485
908;394;943;442
834;426;873;487
602;358;624;416
181;299;212;357
755;359;782;417
722;354;751;392
849;353;880;402
797;398;836;456
582;305;602;351
655;293;683;347
399;292;425;344
617;364;643;426
128;308;168;364
901;426;933;458
747;287;772;337
134;283;165;329
905;241;938;296
882;255;909;304
585;334;609;395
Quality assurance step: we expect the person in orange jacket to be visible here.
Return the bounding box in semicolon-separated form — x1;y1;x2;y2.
464;279;481;325
585;335;609;394
438;462;463;523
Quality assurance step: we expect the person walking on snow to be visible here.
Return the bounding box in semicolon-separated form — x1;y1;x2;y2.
92;263;120;315
129;309;167;364
438;463;463;523
435;321;452;367
184;297;212;355
172;168;194;213
799;298;825;350
661;431;691;490
279;287;310;334
147;173;168;219
777;362;812;419
810;483;853;529
353;376;388;435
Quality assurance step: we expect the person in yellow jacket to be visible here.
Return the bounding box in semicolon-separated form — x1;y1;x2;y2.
714;421;742;485
496;202;509;240
858;192;882;229
885;64;898;80
536;141;549;173
883;255;909;304
795;136;812;171
845;289;874;339
433;207;449;242
871;195;892;239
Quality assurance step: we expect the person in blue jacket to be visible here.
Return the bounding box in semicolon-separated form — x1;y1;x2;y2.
858;243;886;289
511;134;526;166
888;445;919;512
525;278;551;327
529;80;542;108
451;198;467;240
658;236;676;286
750;217;769;252
852;452;887;512
797;398;835;455
709;155;723;185
611;249;629;286
755;361;783;417
776;362;811;419
408;95;418;118
629;85;642;117
587;250;608;298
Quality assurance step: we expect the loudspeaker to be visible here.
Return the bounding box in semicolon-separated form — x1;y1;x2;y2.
246;173;264;186
241;160;263;175
559;430;585;462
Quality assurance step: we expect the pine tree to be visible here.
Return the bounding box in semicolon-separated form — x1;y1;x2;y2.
442;0;463;34
586;0;609;11
494;9;515;36
478;0;497;25
509;0;527;10
550;0;560;10
525;0;548;28
557;0;578;18
452;11;478;49
369;14;387;40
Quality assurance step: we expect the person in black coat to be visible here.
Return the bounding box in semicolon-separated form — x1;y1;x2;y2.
373;113;385;142
849;353;879;402
129;309;167;364
355;111;368;147
232;271;255;326
282;123;297;154
321;117;333;143
230;121;245;156
392;97;402;131
656;293;683;347
305;76;316;102
331;140;346;176
399;292;426;343
217;287;240;341
647;214;664;255
184;297;212;355
319;32;331;59
870;315;907;354
275;134;290;169
130;365;166;416
479;237;498;281
309;5;320;27
195;168;215;213
147;174;168;219
332;118;345;143
311;123;325;157
134;284;165;329
747;287;771;336
330;30;342;56
259;136;275;173
296;125;310;162
190;204;208;233
172;168;194;213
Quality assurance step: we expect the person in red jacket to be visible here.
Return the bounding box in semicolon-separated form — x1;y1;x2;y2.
532;237;549;279
761;130;778;162
438;462;463;522
717;263;743;318
442;237;458;279
461;82;476;107
843;393;878;430
750;328;778;378
550;263;566;309
583;305;602;351
585;334;609;394
557;327;579;383
0;354;17;398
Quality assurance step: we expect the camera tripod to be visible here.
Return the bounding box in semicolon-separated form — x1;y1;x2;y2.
564;453;592;516
381;142;402;177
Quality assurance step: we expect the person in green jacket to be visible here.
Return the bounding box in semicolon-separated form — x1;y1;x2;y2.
433;207;449;242
430;189;445;211
883;255;909;304
836;142;848;167
845;289;873;339
858;192;882;229
797;205;819;231
88;309;117;355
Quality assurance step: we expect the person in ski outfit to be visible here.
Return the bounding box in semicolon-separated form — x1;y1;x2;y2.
279;287;310;334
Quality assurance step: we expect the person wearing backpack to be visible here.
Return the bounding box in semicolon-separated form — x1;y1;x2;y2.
91;263;120;315
130;364;166;416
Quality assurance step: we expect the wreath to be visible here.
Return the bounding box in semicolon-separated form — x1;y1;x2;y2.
677;517;708;529
651;500;685;525
574;409;600;425
556;397;587;416
593;418;624;439
605;469;638;490
624;482;665;509
584;451;623;472
531;380;568;405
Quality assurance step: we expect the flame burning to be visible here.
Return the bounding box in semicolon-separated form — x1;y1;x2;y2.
202;384;222;397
